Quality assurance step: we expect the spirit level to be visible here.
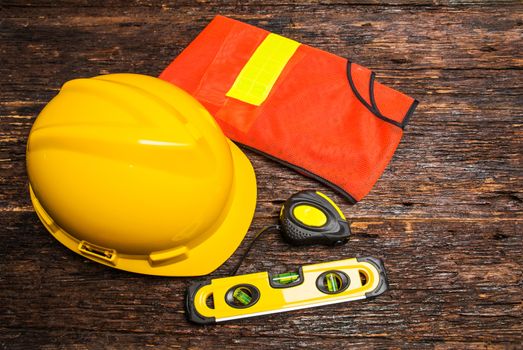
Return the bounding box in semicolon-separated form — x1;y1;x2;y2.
186;257;388;324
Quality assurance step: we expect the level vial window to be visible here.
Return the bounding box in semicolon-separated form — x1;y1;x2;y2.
316;270;350;294
271;272;300;285
233;287;252;306
225;284;260;309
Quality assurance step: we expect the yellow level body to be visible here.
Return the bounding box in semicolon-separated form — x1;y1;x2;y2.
186;257;388;324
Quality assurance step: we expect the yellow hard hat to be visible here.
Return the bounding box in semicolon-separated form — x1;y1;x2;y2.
26;74;257;276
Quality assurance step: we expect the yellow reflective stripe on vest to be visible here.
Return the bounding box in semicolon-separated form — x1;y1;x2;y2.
226;33;300;106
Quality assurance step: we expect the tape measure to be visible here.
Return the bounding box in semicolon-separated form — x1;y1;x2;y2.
279;191;350;246
186;257;388;324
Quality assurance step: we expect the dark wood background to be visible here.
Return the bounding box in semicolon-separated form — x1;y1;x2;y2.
1;1;522;349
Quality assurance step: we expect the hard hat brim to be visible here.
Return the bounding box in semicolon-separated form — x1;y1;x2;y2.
30;140;257;276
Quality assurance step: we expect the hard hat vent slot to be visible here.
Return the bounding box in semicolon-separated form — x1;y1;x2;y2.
78;241;117;265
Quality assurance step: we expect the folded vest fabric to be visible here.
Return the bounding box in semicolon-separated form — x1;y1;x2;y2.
160;15;418;203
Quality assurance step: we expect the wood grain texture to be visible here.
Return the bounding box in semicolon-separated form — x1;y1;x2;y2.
0;1;522;349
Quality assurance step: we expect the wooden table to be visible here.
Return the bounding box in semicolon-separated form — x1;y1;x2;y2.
1;1;521;348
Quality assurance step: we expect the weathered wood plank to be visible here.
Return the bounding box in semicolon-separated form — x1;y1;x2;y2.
0;0;522;348
2;0;522;8
1;6;522;74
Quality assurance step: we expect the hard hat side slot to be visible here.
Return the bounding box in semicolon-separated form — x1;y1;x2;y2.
78;241;118;266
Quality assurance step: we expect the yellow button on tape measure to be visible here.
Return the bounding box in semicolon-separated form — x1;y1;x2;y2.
292;205;327;227
185;257;388;324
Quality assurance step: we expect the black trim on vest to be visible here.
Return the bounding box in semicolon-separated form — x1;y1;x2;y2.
369;72;382;116
346;61;418;130
236;142;358;204
401;99;419;128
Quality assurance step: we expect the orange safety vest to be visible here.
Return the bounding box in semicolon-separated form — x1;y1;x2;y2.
160;15;418;203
